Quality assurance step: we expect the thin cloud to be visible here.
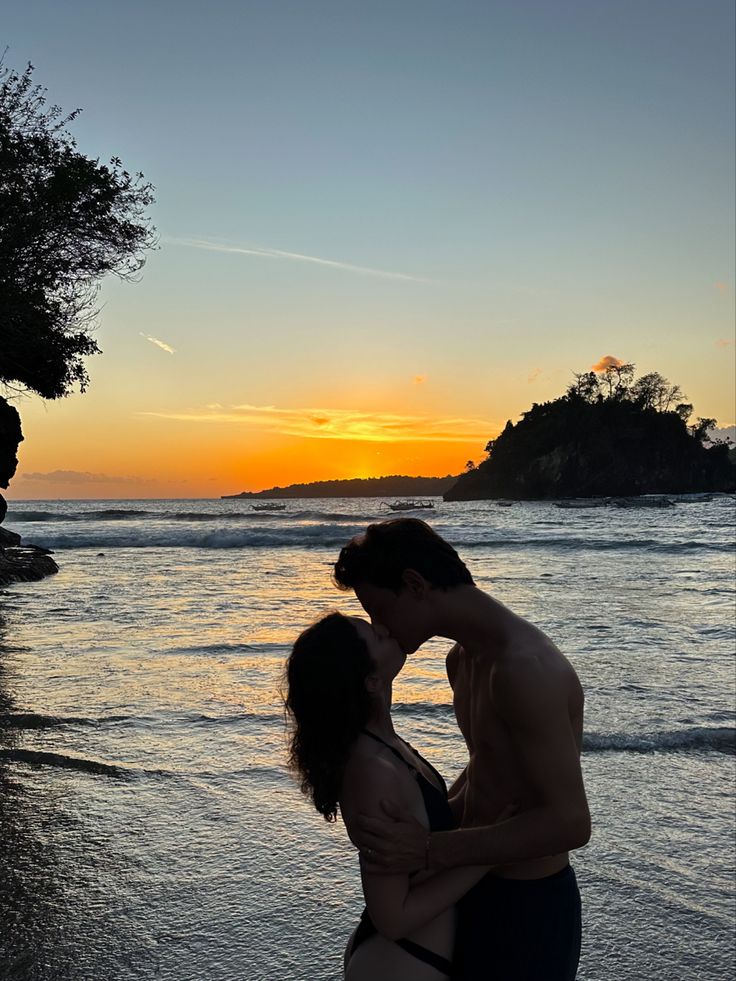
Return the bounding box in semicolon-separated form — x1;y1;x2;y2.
413;375;427;385
18;470;148;484
714;281;728;292
527;367;542;383
715;338;734;348
140;332;176;354
592;355;625;372
167;236;428;283
141;403;497;444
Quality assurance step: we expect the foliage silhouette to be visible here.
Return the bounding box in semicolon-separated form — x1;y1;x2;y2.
0;61;156;399
446;367;734;500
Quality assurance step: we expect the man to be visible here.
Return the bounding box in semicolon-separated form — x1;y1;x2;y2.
334;518;590;980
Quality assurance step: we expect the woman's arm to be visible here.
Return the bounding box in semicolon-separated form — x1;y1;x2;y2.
341;756;487;941
361;854;486;941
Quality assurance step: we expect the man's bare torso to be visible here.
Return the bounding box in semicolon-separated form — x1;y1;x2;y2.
447;608;584;880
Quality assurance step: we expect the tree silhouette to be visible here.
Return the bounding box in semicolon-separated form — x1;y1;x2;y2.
446;365;734;500
631;372;685;412
0;61;156;399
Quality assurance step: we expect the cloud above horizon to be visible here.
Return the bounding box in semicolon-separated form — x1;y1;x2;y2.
17;470;151;484
527;367;542;383
140;332;176;354
167;236;428;283
715;338;734;348
592;354;626;372
141;403;497;443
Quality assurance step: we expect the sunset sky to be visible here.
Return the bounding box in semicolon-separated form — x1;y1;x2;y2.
4;0;734;499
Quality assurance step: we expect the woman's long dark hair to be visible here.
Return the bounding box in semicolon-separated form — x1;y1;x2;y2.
285;612;373;822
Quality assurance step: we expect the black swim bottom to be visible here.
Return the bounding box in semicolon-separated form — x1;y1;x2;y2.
453;864;581;981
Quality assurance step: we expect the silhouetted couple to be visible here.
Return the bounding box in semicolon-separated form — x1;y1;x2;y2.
286;519;589;980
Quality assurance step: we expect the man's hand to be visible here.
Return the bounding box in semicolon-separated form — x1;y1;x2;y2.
357;799;427;874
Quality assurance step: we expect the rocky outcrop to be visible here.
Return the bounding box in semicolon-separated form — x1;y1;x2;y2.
0;397;58;586
0;396;23;493
0;546;58;587
445;397;736;501
0;527;57;587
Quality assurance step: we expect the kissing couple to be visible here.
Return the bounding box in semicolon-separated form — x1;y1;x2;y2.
285;518;590;980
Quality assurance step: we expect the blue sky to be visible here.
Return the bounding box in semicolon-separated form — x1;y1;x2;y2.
3;0;734;496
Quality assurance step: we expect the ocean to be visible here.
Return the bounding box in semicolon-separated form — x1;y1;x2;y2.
0;496;734;980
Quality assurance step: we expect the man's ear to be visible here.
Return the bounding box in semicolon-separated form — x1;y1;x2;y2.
401;568;428;597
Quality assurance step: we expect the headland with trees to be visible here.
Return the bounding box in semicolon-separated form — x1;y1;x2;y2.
446;363;735;501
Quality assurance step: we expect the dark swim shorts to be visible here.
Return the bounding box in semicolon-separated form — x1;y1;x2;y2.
453;864;582;980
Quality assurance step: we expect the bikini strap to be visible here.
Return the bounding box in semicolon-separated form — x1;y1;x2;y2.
361;729;417;773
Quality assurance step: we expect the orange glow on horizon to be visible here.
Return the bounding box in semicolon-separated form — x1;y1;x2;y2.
10;394;499;499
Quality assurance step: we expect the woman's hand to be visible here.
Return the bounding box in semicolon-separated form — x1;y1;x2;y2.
357;798;428;874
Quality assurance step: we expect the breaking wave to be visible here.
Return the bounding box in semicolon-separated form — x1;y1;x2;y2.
20;524;733;552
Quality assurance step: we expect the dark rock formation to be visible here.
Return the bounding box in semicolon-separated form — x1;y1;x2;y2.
446;396;735;501
0;398;23;497
0;399;57;584
0;528;21;548
0;546;57;588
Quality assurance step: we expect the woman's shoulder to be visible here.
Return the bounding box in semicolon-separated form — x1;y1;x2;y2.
340;737;413;814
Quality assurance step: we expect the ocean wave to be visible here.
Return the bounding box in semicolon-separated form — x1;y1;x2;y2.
0;748;128;776
584;727;735;754
7;508;381;524
393;701;455;718
391;707;735;755
18;524;367;550
13;524;733;552
8;508;155;522
0;712;146;731
0;712;97;729
458;537;731;554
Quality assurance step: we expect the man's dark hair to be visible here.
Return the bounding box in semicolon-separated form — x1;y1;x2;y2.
333;518;474;592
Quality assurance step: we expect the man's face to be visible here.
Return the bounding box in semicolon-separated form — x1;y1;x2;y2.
354;580;428;655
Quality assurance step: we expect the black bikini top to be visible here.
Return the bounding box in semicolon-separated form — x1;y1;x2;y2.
361;729;456;833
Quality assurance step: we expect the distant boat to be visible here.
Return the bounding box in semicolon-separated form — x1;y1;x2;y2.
382;500;435;512
251;502;287;511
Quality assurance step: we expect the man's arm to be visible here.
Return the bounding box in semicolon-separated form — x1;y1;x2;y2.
342;757;488;937
359;657;590;872
430;657;590;868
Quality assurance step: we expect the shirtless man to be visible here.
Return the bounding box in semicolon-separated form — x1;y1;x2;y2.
333;518;590;980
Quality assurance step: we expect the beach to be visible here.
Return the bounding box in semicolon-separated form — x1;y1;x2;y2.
0;497;734;980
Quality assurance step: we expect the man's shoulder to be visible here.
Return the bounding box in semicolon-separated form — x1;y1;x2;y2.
490;643;578;717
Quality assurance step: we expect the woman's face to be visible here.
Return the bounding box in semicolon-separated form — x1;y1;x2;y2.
349;616;406;685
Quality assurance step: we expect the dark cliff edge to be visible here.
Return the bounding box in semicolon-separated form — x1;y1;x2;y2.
223;474;459;499
0;397;58;587
446;395;735;502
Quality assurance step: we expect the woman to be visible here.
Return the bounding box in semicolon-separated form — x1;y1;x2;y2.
285;611;487;980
